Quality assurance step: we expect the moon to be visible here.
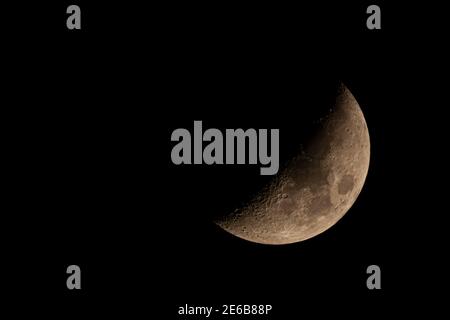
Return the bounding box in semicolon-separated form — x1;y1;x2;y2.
215;84;370;245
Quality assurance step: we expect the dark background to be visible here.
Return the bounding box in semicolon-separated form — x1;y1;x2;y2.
3;1;438;318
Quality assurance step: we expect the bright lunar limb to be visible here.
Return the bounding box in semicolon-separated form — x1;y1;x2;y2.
215;83;370;245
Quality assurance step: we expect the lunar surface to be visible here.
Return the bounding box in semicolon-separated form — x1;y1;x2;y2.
215;84;370;244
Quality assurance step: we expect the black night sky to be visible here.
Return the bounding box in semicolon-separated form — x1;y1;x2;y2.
3;1;440;318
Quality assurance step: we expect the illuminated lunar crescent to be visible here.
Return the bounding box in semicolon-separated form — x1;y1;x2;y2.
215;84;370;244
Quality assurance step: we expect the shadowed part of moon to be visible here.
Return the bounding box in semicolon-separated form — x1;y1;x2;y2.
215;84;370;245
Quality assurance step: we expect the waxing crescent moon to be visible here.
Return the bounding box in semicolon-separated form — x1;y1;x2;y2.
215;84;370;245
